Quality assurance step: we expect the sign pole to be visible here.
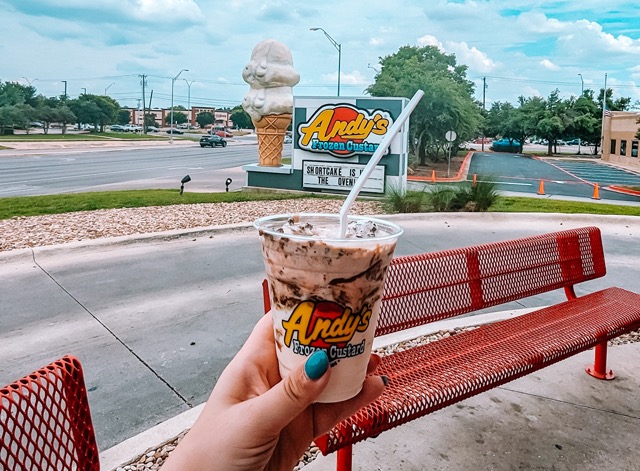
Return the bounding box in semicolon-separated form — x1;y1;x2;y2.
445;130;457;178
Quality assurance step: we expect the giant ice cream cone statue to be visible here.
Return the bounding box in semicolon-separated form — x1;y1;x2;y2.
242;40;300;167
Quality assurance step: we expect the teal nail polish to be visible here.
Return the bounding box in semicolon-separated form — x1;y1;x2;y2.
304;350;329;380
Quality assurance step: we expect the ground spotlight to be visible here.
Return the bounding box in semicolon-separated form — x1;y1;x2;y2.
225;178;232;192
180;175;191;195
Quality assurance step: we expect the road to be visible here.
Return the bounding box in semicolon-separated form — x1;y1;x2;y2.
1;213;638;450
0;140;261;196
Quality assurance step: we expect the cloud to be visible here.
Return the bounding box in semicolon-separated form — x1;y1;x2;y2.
417;35;496;73
540;59;560;71
369;37;384;46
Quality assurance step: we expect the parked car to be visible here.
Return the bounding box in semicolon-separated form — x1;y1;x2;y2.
124;124;142;132
166;128;184;135
565;139;580;145
146;126;159;132
284;135;293;144
29;121;43;128
109;124;126;132
200;134;227;147
214;130;233;138
490;138;521;152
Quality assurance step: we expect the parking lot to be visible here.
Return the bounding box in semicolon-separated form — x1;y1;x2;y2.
467;153;640;202
544;158;640;188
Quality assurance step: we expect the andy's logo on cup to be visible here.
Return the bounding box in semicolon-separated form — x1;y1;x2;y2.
282;300;371;361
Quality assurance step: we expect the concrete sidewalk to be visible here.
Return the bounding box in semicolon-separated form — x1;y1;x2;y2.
305;342;640;471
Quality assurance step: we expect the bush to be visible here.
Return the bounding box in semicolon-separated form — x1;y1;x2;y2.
384;185;426;213
425;178;498;212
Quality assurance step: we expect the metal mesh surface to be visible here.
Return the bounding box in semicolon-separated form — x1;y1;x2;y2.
317;287;640;454
375;226;606;336
0;355;100;470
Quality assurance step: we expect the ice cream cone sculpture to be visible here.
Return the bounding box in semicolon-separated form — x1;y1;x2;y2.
242;40;300;167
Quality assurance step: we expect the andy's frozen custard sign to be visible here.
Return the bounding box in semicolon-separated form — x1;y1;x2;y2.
298;104;393;158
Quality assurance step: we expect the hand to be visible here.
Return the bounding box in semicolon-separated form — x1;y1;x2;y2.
162;313;386;471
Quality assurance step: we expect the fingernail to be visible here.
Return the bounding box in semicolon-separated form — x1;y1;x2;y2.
380;375;389;387
304;350;329;381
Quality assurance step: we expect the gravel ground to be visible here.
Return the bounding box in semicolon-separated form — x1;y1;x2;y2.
0;199;384;252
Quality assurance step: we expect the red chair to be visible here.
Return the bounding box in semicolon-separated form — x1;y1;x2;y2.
0;355;100;470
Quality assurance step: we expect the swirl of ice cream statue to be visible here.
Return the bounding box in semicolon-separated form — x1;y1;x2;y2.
242;39;300;167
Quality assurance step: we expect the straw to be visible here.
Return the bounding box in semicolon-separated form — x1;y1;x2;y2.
339;89;425;237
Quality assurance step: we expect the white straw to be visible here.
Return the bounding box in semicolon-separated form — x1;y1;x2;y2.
339;89;425;237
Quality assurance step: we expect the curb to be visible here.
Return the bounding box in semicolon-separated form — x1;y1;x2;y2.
2;212;638;262
407;150;474;183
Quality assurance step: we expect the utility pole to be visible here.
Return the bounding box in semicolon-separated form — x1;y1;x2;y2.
62;80;67;100
184;79;195;126
578;73;584;154
140;74;147;133
482;77;487;152
600;72;608;156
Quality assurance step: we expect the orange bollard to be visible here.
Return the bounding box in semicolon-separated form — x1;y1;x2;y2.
592;183;601;200
473;173;477;186
431;170;436;182
537;179;545;195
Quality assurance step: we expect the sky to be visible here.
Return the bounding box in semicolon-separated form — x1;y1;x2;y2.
2;0;640;112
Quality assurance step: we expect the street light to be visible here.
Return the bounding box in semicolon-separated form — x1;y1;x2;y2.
170;68;189;143
310;27;341;96
62;80;67;100
81;88;87;95
105;82;115;95
578;74;584;154
22;77;37;86
367;63;379;73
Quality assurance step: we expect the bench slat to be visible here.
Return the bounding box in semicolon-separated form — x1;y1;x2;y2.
375;226;606;336
317;287;640;454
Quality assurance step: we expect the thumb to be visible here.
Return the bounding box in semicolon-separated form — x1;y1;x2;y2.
253;350;331;430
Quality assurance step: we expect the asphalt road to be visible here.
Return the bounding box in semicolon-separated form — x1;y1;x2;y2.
467;152;640;202
0;141;261;197
1;213;638;450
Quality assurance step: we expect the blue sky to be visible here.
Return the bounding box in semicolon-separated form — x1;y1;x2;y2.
2;0;639;111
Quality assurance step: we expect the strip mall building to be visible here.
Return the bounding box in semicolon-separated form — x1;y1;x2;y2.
602;112;640;170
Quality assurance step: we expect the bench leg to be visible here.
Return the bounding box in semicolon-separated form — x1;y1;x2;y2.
585;340;615;380
336;444;353;471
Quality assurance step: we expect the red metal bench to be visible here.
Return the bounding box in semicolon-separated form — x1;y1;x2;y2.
262;226;640;470
0;355;100;470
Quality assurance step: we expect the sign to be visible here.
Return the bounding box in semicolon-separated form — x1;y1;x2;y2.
302;161;385;193
445;130;457;142
298;104;394;158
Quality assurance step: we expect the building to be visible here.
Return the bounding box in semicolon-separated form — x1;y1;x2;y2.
123;107;232;128
602;111;640;169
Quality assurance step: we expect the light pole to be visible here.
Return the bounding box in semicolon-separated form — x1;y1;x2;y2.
62;80;67;100
81;88;87;95
578;73;584;154
367;63;379;73
22;77;37;86
170;69;188;143
105;82;115;95
310;27;341;96
184;79;195;126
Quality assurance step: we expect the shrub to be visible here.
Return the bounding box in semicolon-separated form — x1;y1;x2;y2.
425;177;498;212
384;185;426;213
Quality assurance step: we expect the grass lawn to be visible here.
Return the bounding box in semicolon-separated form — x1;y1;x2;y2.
0;190;327;220
0;189;638;220
0;132;192;141
491;196;640;216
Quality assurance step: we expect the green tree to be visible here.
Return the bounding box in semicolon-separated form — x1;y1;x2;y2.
367;45;483;165
68;94;119;131
0;105;21;134
230;105;252;129
196;111;215;129
144;113;157;128
117;109;132;125
165;110;187;125
0;81;37;107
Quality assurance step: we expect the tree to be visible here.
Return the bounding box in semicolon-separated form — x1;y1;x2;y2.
230;105;252;129
196;111;215;129
68;94;119;132
165;110;187;125
367;45;483;165
0;81;37;107
117;109;132;125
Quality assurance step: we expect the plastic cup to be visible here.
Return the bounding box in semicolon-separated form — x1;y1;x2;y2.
254;213;403;403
